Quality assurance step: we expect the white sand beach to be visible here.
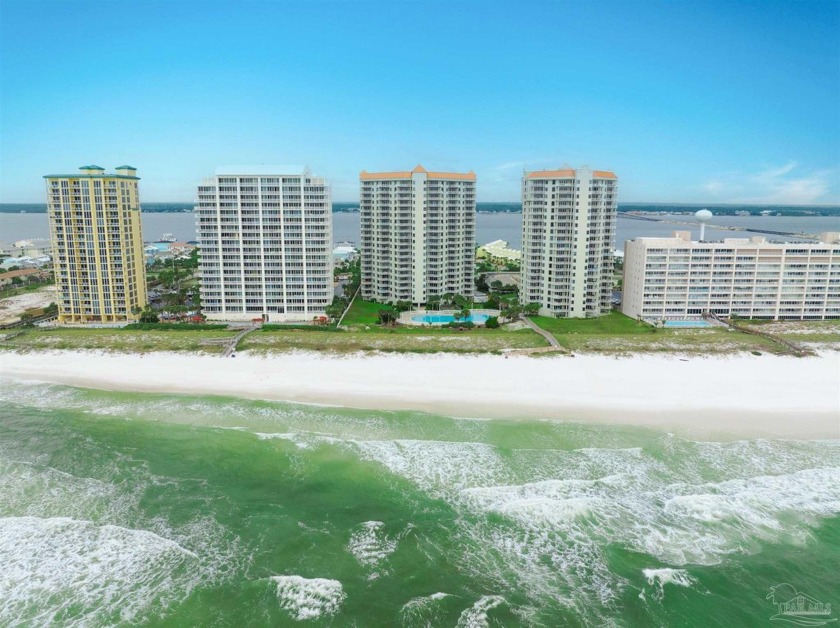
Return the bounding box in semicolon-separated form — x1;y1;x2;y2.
1;350;838;439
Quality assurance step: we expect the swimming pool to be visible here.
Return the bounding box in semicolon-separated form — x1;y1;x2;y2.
411;313;491;325
662;320;713;328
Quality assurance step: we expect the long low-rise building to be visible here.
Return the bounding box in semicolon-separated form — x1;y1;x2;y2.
622;231;840;321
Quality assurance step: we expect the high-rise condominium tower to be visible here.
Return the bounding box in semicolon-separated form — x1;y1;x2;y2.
360;165;475;304
44;165;147;323
521;166;617;318
195;168;333;322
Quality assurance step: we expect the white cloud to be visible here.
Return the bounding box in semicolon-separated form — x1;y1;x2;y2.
701;162;839;205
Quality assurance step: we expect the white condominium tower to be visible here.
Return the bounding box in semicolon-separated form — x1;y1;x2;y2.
360;165;476;304
521;166;617;317
44;165;147;323
195;167;333;322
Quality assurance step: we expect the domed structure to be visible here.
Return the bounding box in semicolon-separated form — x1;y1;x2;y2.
696;209;713;240
695;209;713;222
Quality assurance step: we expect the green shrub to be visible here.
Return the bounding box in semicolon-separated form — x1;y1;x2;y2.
260;324;338;332
123;323;228;331
485;316;500;329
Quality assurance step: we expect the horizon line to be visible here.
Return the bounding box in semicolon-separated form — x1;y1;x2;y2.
2;200;840;208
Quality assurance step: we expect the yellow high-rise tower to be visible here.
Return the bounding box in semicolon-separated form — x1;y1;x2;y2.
44;165;148;323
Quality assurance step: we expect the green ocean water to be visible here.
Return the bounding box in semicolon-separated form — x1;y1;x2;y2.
0;378;838;627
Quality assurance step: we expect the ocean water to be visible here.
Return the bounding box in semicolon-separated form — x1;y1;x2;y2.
0;378;838;626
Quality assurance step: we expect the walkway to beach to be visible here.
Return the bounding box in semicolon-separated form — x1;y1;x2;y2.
222;324;259;357
200;323;260;357
520;316;561;348
704;312;814;357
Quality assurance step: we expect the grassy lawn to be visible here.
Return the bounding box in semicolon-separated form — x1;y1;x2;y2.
341;299;382;326
242;326;547;354
529;311;787;355
0;328;237;354
529;311;650;335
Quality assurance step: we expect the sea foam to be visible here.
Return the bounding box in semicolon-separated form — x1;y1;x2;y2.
347;520;398;571
271;575;345;621
456;595;507;628
0;516;198;626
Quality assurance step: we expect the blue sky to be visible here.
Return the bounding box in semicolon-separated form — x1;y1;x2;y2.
1;0;838;203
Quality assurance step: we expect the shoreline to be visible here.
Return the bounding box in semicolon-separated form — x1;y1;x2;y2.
1;350;838;440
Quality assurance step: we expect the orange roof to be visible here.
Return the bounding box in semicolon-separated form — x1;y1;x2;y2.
360;170;413;180
526;168;617;180
526;169;576;179
427;171;476;180
0;268;44;280
360;166;476;181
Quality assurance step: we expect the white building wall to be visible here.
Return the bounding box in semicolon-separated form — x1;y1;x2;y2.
360;167;476;305
621;233;840;321
521;167;617;318
195;169;333;322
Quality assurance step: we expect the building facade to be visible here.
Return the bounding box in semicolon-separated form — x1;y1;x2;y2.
195;168;333;322
521;166;617;317
44;165;147;323
622;231;840;321
360;165;475;304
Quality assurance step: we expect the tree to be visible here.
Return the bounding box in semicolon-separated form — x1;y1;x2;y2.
325;297;346;319
139;306;159;324
377;309;397;326
523;302;541;316
475;274;489;293
427;295;441;311
490;280;503;292
394;300;413;313
485;316;500;329
502;302;522;320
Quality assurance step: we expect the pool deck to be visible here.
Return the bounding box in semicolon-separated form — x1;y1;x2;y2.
400;308;501;326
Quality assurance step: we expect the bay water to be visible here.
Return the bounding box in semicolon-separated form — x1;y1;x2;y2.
1;378;837;626
2;212;837;250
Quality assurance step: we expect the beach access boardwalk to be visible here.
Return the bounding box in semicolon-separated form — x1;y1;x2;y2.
520;316;560;347
514;316;570;355
704;313;814;357
200;323;260;357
